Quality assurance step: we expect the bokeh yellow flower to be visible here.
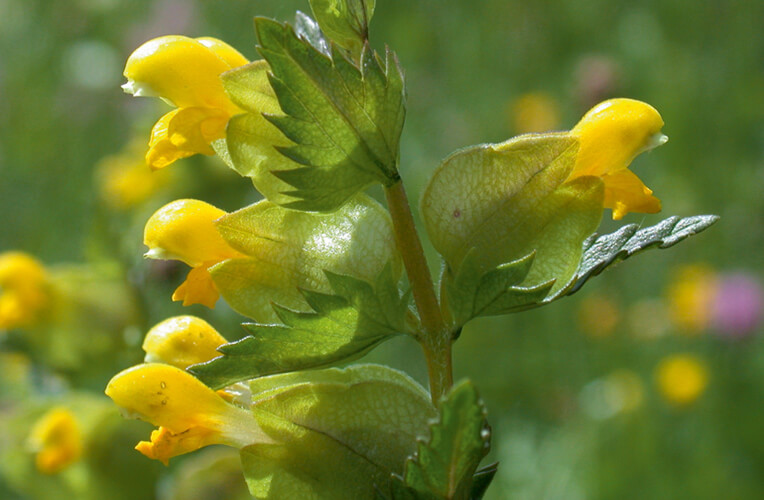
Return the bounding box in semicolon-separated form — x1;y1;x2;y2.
568;98;667;220
96;139;174;210
666;264;718;334
26;407;83;474
0;252;51;330
142;316;227;369
123;35;248;169
144;199;244;308
655;353;709;406
105;363;272;465
509;92;561;134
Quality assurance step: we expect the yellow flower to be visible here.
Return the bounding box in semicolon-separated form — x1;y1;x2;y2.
655;353;709;406
27;407;83;474
144;199;244;308
96;139;174;210
666;264;717;334
123;35;248;169
0;251;51;330
510;92;561;134
105;363;272;465
142;316;228;369
568;98;668;220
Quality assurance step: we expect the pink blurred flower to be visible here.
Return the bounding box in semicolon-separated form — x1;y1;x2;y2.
711;273;763;339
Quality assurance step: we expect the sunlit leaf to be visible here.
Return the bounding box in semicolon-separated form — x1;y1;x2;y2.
209;194;400;324
255;16;405;211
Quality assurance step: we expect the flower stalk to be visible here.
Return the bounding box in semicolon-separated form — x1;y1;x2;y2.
384;179;453;403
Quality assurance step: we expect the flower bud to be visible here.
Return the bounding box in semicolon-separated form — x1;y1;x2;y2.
142;316;227;369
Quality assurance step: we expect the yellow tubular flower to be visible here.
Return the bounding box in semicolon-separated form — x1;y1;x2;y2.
105;363;273;465
0;252;51;330
122;35;248;169
144;199;244;308
142;316;228;368
568;98;668;220
27;407;83;474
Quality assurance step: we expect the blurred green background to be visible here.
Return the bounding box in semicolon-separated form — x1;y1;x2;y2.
1;0;762;499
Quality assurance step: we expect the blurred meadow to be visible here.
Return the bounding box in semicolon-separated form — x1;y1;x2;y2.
1;0;762;499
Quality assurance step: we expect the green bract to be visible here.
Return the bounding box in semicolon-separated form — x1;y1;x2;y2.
254;16;406;212
241;365;436;499
191;264;409;389
389;381;491;500
209;194;400;324
309;0;376;56
442;251;555;327
212;60;302;206
421;134;604;304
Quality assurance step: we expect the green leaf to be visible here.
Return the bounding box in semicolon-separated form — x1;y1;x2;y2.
423;133;604;302
190;264;409;389
309;0;376;55
240;365;436;500
443;250;555;327
560;214;720;298
402;380;491;500
209;193;401;324
255;16;405;212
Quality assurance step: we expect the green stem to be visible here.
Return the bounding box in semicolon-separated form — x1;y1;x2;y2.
384;180;453;404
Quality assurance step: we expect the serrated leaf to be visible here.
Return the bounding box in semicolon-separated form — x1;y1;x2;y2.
190;264;409;389
560;214;719;298
443;250;555;327
403;380;491;500
309;0;376;55
217;60;306;206
255;17;405;212
209;193;400;324
240;365;436;500
421;133;604;298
